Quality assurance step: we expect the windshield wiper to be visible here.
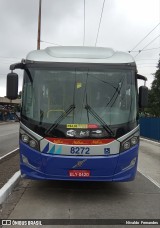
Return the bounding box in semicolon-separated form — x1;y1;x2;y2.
45;105;75;135
85;104;115;137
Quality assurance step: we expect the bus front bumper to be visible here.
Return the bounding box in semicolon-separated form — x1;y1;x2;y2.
20;142;139;182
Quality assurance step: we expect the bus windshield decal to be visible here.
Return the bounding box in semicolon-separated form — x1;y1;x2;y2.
66;124;98;129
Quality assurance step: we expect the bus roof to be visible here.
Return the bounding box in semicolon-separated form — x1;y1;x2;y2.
26;46;135;64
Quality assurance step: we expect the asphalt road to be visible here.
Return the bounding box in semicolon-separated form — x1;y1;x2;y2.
0;122;19;157
138;139;160;187
1;138;160;227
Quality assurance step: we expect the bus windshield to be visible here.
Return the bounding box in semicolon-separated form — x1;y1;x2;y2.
22;66;137;137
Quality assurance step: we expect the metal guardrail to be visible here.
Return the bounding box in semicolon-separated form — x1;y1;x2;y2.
139;117;160;141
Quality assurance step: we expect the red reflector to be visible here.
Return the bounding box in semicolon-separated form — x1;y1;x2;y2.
69;170;90;177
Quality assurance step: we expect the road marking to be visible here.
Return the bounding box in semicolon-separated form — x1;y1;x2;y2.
0;171;21;204
0;148;19;161
138;169;160;189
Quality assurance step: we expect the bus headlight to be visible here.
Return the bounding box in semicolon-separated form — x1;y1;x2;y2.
22;134;29;143
20;130;39;151
120;135;139;152
131;136;138;145
29;139;37;148
123;141;130;150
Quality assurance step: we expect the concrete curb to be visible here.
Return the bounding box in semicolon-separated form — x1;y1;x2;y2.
0;171;21;205
140;137;160;146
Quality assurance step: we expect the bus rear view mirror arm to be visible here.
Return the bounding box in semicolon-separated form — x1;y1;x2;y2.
10;62;25;71
137;74;147;82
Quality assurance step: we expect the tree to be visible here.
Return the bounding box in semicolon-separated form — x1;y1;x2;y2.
147;59;160;117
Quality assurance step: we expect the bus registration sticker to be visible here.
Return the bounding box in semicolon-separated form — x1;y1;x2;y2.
69;170;90;177
67;124;87;128
66;124;99;129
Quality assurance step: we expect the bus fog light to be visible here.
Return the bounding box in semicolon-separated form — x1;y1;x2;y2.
122;157;137;171
22;134;29;143
22;154;29;164
131;137;138;145
130;157;136;166
29;140;37;148
123;141;130;150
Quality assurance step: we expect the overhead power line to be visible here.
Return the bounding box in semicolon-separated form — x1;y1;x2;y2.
0;62;11;65
140;46;160;52
129;46;160;53
40;40;62;46
129;22;160;52
0;56;21;60
134;34;160;58
95;0;106;47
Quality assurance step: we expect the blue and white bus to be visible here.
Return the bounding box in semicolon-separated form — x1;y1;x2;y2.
7;46;148;181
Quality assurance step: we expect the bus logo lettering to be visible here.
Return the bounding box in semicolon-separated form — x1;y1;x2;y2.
72;159;87;168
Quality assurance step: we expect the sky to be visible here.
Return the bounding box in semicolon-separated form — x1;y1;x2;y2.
0;0;160;97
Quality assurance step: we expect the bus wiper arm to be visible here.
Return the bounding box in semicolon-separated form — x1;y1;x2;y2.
85;104;114;137
45;105;75;135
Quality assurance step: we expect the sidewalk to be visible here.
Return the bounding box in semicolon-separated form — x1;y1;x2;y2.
140;137;160;146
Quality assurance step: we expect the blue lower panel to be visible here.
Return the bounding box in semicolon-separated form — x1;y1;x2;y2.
20;141;139;182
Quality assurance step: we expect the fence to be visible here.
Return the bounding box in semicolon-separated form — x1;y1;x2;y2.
0;109;17;121
139;117;160;141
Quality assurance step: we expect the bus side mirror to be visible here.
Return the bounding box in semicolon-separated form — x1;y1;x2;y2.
6;72;18;100
139;86;148;108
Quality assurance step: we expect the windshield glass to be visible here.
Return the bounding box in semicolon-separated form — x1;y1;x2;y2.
22;65;137;137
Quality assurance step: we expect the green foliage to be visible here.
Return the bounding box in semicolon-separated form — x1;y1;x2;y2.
147;59;160;117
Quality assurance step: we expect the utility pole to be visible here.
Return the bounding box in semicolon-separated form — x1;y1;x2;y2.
37;0;42;50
